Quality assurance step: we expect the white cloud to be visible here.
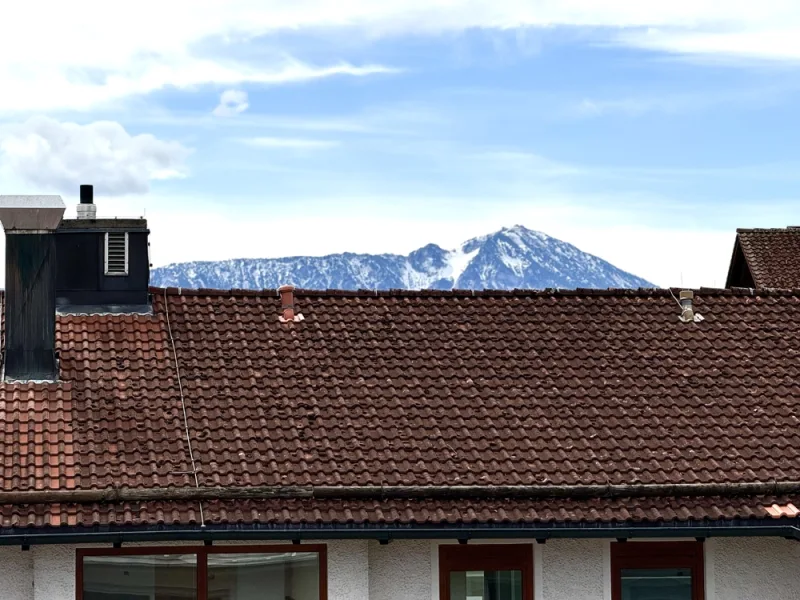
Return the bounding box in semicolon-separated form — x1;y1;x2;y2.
572;85;783;118
0;117;190;195
2;2;798;113
213;90;249;117
616;26;800;63
142;101;443;139
0;54;395;113
241;137;340;149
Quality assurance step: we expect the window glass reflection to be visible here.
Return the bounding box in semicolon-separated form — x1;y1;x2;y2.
620;568;693;600
83;554;197;600
450;570;522;600
208;552;320;600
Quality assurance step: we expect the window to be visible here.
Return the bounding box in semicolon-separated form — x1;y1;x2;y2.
105;231;129;275
439;544;533;600
611;541;704;600
77;545;327;600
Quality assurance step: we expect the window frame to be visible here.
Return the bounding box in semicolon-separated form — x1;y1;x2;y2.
75;544;328;600
104;231;129;276
611;541;704;600
438;543;534;600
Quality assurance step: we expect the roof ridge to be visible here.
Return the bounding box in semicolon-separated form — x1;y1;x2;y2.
737;228;800;234
149;286;800;299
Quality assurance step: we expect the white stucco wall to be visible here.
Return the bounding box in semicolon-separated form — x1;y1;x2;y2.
326;539;370;600
712;537;800;600
4;535;800;599
32;545;74;600
540;539;607;600
0;546;33;600
368;539;431;600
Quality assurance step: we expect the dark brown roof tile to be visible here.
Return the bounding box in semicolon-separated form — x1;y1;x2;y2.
729;228;800;289
2;495;798;528
3;287;800;527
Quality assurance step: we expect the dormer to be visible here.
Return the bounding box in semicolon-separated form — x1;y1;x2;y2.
55;185;150;312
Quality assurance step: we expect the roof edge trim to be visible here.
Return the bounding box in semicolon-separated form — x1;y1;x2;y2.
1;522;799;547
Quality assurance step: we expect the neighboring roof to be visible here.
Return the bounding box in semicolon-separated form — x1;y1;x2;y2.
726;228;800;289
3;287;800;533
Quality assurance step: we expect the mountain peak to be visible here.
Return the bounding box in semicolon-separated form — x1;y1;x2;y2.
151;226;655;291
462;224;548;250
501;224;534;233
498;224;550;242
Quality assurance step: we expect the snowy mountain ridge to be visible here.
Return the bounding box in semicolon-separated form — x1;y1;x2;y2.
151;225;655;291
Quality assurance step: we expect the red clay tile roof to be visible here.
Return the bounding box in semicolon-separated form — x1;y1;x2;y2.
726;228;800;289
2;495;796;529
0;384;75;491
4;286;800;529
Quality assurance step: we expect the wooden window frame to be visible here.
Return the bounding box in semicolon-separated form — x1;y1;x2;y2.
76;544;328;600
439;543;534;600
611;541;704;600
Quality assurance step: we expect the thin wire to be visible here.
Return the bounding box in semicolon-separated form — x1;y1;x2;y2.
164;293;206;527
668;287;684;310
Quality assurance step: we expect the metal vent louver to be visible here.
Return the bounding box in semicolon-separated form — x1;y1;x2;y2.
105;232;128;275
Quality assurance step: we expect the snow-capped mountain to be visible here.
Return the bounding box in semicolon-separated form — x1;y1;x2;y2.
150;225;655;290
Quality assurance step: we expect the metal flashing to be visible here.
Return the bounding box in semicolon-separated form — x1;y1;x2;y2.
56;304;153;316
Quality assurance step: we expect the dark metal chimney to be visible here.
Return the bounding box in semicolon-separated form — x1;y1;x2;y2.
0;196;66;381
77;184;96;219
79;184;93;204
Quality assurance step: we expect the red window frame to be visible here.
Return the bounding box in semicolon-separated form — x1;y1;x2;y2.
76;544;328;600
611;541;704;600
438;543;534;600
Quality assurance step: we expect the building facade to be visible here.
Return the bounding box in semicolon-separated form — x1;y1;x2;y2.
1;191;799;600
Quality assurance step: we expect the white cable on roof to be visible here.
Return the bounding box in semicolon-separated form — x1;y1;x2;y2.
164;293;205;527
668;287;683;310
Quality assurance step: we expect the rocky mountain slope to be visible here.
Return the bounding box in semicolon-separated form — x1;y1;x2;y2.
151;225;654;290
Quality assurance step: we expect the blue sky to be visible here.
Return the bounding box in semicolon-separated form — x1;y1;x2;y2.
1;2;799;287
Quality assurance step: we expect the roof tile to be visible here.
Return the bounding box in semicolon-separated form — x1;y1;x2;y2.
3;287;800;526
2;495;798;528
736;228;800;288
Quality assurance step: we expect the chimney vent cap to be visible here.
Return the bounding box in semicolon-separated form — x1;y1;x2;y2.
677;289;704;324
278;284;301;322
79;185;94;205
0;196;65;232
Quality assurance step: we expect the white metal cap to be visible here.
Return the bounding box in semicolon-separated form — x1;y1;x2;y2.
0;196;66;231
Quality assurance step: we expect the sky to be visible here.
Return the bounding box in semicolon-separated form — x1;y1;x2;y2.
1;2;800;288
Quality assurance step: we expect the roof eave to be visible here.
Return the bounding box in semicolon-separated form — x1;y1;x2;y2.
725;235;758;289
3;519;799;547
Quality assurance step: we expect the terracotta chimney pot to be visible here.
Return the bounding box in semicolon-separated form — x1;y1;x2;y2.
279;285;295;322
